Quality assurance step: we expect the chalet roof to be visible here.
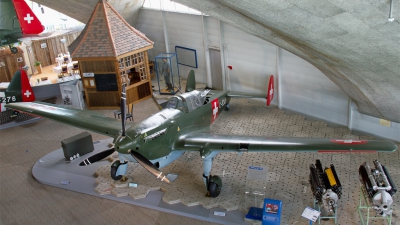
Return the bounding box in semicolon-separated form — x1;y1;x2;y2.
69;0;153;59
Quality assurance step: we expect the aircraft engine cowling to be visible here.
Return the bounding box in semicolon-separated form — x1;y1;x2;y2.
359;160;397;217
309;160;342;215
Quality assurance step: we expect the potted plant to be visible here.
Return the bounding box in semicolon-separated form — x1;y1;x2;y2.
35;61;42;74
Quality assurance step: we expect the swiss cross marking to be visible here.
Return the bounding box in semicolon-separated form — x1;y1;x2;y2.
24;14;34;24
211;99;219;123
24;90;32;98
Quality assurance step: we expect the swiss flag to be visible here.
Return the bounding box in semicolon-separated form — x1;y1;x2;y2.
266;75;274;106
20;69;35;102
211;98;219;123
12;0;44;35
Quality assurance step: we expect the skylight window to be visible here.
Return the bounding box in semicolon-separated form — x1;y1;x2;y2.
143;0;202;15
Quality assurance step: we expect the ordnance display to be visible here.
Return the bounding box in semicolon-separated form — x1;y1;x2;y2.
309;160;342;214
359;160;397;217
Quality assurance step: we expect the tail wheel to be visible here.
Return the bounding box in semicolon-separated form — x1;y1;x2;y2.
208;182;221;198
110;161;123;180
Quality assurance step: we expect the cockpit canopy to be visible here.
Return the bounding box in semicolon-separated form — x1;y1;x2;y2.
165;90;210;113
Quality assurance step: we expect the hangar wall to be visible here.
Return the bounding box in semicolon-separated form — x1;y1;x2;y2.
136;9;399;142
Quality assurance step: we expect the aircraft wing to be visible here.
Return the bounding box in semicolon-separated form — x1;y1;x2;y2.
6;102;124;138
181;133;397;156
227;91;265;99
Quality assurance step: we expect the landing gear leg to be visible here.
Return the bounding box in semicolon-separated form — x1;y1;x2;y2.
202;158;222;198
110;154;128;181
225;103;230;111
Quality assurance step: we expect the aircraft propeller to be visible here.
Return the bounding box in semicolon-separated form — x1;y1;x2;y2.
80;83;128;166
78;83;170;183
130;150;170;184
79;148;115;166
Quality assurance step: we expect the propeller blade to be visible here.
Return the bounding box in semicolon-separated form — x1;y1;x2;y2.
130;150;170;184
79;148;115;166
121;83;127;136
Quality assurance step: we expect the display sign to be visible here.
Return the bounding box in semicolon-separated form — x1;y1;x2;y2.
94;73;118;91
379;119;391;127
83;72;94;77
262;198;282;225
40;43;47;48
301;206;320;222
247;165;268;181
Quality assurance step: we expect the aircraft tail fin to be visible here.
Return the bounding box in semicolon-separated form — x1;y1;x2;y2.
12;0;44;35
185;70;196;92
7;69;35;102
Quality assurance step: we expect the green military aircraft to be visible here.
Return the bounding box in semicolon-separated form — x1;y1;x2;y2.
0;0;44;51
6;71;397;197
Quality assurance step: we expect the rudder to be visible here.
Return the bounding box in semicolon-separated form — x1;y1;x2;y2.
185;70;196;92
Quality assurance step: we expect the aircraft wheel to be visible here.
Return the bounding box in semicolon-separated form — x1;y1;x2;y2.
110;161;123;180
208;175;222;198
208;182;221;198
10;110;19;118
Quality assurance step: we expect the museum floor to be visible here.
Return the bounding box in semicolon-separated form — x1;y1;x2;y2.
0;97;399;225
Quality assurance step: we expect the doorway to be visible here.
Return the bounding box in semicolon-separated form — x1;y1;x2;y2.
209;49;223;90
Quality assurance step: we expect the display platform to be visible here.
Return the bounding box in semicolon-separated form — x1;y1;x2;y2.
32;138;247;225
0;116;42;130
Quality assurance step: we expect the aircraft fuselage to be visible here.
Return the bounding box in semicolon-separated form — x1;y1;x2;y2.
115;90;231;164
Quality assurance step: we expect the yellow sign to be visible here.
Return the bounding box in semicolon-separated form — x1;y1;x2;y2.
379;119;391;127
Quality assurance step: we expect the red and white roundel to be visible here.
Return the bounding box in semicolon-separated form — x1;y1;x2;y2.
330;139;368;145
267;75;274;106
211;98;219;123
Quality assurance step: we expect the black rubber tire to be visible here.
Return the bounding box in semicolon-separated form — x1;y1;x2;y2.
110;164;122;181
208;182;221;198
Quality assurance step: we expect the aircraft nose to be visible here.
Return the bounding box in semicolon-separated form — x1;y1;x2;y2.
115;135;133;154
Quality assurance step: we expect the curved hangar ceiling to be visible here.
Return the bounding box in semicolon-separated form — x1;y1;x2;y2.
35;0;400;123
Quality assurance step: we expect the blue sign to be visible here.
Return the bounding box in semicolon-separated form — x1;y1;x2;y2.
249;166;264;170
262;198;282;225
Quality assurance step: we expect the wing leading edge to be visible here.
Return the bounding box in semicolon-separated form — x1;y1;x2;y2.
6;102;124;137
181;133;397;157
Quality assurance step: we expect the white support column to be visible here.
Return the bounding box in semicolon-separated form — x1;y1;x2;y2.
218;20;227;90
348;97;354;130
161;11;170;53
202;14;212;87
276;46;282;109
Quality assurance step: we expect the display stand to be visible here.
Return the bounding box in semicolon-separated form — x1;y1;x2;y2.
244;165;268;221
154;53;181;95
59;80;84;109
311;198;337;225
358;186;392;225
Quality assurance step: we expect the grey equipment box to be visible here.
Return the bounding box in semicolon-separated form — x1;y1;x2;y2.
61;132;94;161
